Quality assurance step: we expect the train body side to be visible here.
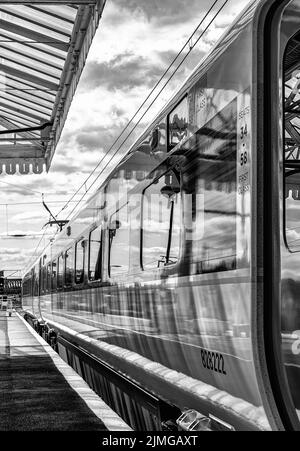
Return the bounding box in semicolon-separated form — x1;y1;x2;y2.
22;1;277;431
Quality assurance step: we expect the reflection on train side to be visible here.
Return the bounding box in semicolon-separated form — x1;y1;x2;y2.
32;97;258;407
23;10;267;430
43;274;256;404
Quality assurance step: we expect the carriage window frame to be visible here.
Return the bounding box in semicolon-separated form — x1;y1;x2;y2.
88;226;102;282
75;238;85;285
141;170;182;271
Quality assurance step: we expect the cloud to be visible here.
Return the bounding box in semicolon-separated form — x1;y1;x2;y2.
111;0;212;26
11;211;48;222
74;120;146;157
0;247;36;269
0;246;47;274
0;248;21;256
157;48;206;77
81;52;164;92
75;124;124;152
50;161;80;174
0;178;56;197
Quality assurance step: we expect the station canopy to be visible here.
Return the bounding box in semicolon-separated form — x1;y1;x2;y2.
0;0;105;175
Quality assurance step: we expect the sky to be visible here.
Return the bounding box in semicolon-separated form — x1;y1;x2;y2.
0;0;250;277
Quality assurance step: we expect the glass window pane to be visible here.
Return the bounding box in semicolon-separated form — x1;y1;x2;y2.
1;90;52;117
75;240;85;284
0;41;63;71
41;266;45;293
169;96;189;149
30;5;78;24
47;263;51;291
65;248;74;287
51;261;57;291
57;255;63;288
109;206;130;277
3;5;75;35
2;58;59;87
182;98;237;273
0;7;70;43
33;266;39;296
143;172;181;269
89;226;102;281
285;173;300;252
1;97;50;120
168;192;181;265
1;47;61;80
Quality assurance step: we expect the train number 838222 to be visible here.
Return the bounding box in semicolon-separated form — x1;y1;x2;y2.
201;350;227;375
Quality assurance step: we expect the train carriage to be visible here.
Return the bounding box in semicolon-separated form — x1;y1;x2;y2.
22;0;300;431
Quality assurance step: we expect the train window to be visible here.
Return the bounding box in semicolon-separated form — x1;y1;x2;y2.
89;226;102;281
285;177;300;253
75;239;85;284
151;122;167;154
51;261;57;291
142;172;181;269
41;266;46;293
39;269;42;294
284;35;300;252
282;16;300;423
57;255;64;288
33;266;39;296
46;263;51;291
182;98;237;273
109;204;130;277
169;96;189;150
23;276;31;296
65;247;74;287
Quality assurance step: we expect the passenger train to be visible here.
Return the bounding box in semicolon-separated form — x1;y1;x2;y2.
22;0;300;431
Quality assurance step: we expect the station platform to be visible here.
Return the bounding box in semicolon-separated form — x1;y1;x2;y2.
0;311;132;431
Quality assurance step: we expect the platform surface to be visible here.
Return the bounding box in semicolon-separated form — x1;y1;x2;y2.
0;311;131;431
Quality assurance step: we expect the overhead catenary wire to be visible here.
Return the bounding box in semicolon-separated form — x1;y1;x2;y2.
0;179;44;195
0;233;54;238
0;179;87;197
65;0;230;221
0;200;81;206
55;0;223;220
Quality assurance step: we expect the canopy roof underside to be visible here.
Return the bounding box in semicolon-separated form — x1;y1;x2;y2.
0;0;105;175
